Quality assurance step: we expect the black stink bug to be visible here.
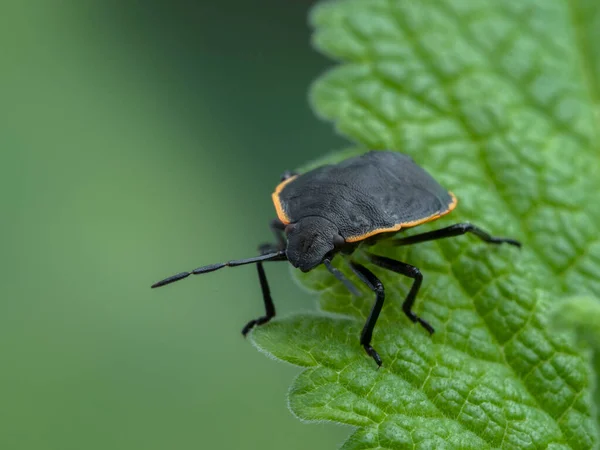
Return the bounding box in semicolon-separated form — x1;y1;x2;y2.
151;150;521;366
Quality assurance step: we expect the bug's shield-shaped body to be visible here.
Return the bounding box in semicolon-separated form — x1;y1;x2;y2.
273;151;457;245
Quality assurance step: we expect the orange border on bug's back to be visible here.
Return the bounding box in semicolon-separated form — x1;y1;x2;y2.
345;192;458;242
273;177;457;243
271;175;298;225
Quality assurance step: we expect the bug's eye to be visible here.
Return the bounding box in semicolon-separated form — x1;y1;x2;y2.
333;234;345;249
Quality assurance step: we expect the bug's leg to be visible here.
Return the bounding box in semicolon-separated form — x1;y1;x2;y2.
241;261;276;336
348;261;385;367
150;250;287;335
323;258;360;296
280;170;298;181
258;219;287;255
367;253;434;335
388;223;521;248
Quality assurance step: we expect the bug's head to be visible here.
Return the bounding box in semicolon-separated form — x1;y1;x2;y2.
285;217;343;272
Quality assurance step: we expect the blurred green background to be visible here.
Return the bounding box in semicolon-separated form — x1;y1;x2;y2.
1;1;349;449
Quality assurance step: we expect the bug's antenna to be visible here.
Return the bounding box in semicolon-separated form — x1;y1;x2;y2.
151;250;287;288
323;259;360;297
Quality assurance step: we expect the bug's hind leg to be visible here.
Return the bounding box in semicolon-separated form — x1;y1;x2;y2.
388;223;521;248
367;253;434;335
258;218;287;255
349;261;385;367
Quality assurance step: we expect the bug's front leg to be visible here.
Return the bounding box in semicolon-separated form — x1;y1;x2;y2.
241;261;279;336
258;218;287;255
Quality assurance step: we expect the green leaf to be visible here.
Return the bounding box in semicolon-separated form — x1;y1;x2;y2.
252;1;600;448
551;295;600;428
551;297;600;346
